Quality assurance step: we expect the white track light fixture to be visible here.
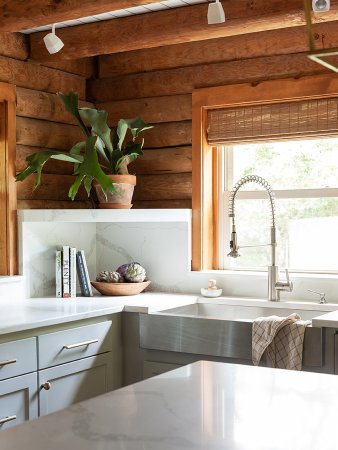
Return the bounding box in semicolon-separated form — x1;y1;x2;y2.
312;0;330;11
207;0;225;24
43;24;64;54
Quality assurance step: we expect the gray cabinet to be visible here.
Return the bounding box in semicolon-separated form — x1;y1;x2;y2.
0;317;119;426
0;337;38;429
39;353;113;416
38;320;114;416
0;373;38;430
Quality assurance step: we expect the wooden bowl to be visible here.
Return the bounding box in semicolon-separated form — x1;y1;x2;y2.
91;280;151;296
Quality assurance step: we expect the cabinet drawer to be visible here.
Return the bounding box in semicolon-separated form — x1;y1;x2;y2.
0;372;38;429
39;353;112;416
38;321;112;369
0;338;37;381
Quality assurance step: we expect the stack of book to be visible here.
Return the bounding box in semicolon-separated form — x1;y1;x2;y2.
55;247;93;298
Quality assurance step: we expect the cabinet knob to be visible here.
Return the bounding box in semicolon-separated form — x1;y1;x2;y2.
42;382;52;390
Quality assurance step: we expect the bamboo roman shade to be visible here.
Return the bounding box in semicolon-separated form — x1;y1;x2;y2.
207;97;338;144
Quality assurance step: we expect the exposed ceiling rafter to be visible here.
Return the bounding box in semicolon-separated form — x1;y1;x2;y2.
0;0;165;32
29;0;338;61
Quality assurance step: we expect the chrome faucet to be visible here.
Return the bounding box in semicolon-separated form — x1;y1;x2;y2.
227;175;293;301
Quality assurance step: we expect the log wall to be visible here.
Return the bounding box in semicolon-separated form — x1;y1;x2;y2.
0;32;96;209
87;22;338;209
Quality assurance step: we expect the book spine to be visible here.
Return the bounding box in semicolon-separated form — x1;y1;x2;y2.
80;250;93;297
76;251;90;297
62;245;70;298
70;247;77;298
55;250;62;298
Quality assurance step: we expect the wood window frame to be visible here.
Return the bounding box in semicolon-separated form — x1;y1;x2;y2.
0;82;17;275
192;74;338;271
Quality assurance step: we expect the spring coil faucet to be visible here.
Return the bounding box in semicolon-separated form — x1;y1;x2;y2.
228;175;293;301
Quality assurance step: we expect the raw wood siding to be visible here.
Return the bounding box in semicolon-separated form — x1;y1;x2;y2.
88;23;335;209
0;32;95;209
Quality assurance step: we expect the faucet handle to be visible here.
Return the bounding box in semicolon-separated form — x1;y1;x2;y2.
275;269;293;292
307;289;327;304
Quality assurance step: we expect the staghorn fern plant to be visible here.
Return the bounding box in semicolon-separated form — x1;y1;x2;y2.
16;91;153;200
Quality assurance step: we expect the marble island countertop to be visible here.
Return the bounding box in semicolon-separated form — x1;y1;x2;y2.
1;360;338;450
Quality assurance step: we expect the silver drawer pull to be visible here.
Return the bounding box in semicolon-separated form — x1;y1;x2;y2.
0;358;17;368
0;415;17;425
63;339;98;350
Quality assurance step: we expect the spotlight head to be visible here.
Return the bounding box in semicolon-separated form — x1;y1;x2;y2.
312;0;330;12
208;0;225;25
43;25;64;54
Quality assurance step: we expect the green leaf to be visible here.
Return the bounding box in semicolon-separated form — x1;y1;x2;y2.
79;108;113;161
16;150;83;190
122;117;154;139
57;92;90;138
68;135;116;200
115;141;144;173
123;141;144;157
69;141;85;156
84;176;94;197
115;154;140;174
116;119;129;150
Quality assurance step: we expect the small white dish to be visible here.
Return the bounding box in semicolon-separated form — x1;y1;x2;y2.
201;288;223;298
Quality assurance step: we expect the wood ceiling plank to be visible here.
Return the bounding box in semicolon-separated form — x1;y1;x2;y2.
29;0;338;60
0;0;165;32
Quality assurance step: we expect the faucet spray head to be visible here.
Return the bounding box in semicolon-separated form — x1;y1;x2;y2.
227;227;240;258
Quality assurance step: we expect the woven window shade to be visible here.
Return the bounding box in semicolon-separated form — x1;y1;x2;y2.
207;97;338;144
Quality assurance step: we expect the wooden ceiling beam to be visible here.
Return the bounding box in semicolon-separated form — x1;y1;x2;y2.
0;0;165;32
29;0;338;61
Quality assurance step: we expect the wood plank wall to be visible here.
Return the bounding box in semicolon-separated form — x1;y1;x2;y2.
87;22;338;209
0;32;96;209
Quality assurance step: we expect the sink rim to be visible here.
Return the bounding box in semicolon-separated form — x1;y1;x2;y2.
151;297;338;323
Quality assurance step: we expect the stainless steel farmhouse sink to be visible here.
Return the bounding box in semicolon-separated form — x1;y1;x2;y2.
140;300;335;370
152;303;324;321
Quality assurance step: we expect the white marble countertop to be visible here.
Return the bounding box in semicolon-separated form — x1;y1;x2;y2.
1;292;338;337
1;360;338;449
0;293;197;335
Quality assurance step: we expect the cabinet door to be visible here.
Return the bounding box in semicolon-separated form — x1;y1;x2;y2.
39;353;112;416
0;372;38;430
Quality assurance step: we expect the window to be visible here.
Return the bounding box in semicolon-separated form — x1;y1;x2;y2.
192;74;338;272
219;138;338;273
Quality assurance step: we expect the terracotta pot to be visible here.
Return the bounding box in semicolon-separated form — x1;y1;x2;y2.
94;174;136;209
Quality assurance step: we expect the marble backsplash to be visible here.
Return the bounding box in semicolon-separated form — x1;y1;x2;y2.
16;209;338;302
18;210;194;298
